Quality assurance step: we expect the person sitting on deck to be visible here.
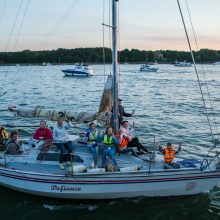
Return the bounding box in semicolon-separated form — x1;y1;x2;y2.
33;120;53;151
83;122;99;168
120;120;148;154
5;131;22;155
159;142;181;169
116;129;138;157
0;125;8;150
97;127;120;171
53;117;73;170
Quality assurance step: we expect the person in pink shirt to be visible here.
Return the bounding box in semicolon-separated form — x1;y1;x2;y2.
33;120;53;152
33;120;53;140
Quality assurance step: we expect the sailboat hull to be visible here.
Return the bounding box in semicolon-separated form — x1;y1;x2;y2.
1;167;220;199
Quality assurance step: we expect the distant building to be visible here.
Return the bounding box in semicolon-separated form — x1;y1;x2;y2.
154;51;163;60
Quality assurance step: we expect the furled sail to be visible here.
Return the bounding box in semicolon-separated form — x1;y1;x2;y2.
99;75;113;113
8;75;113;125
8;106;111;124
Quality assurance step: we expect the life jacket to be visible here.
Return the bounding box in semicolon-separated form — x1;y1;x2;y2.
104;134;113;146
0;127;8;142
116;133;128;150
88;130;98;142
163;146;175;163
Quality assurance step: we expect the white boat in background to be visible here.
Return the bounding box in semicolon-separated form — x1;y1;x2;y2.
1;0;220;200
148;61;158;65
213;61;220;65
62;63;94;76
174;61;192;67
139;64;159;72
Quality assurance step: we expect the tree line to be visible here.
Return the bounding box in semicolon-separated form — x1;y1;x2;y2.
0;47;219;64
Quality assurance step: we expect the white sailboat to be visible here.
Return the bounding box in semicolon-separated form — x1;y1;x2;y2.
1;0;220;199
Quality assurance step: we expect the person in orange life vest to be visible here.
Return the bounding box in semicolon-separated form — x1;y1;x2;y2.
120;120;148;154
84;122;99;168
159;142;181;169
116;129;138;157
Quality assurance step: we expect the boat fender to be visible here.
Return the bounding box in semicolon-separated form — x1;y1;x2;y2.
87;168;105;173
120;166;139;172
67;165;87;173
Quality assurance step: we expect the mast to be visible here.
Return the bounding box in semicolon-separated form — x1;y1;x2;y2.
112;0;119;132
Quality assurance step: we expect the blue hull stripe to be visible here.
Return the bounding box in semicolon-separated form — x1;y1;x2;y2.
1;171;220;185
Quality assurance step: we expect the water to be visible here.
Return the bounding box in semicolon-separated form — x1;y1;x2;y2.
0;64;220;219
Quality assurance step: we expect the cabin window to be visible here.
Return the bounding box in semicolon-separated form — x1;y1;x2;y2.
37;153;84;163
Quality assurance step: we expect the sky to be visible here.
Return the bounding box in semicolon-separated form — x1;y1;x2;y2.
0;0;220;52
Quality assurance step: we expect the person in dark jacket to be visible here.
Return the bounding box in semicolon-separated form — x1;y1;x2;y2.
5;131;22;155
118;98;135;126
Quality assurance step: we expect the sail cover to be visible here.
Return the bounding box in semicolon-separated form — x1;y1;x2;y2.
8;75;113;124
8;106;111;124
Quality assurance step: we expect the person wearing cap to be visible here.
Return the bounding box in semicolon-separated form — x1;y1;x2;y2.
159;142;181;169
117;97;135;126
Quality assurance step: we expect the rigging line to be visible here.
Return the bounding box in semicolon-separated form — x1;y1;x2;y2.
109;0;112;74
37;0;79;51
13;0;30;51
177;0;215;141
117;0;120;96
185;0;219;139
0;0;7;29
4;0;24;52
0;0;24;96
102;0;106;86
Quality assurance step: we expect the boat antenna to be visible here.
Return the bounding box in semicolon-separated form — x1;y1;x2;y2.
112;0;119;132
177;0;215;141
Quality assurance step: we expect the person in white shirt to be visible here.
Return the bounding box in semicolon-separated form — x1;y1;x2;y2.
53;117;72;169
120;120;148;154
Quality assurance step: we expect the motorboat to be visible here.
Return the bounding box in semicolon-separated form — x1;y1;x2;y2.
213;61;220;65
62;63;94;76
174;61;192;67
139;64;159;72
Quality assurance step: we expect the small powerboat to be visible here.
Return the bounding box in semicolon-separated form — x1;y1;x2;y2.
62;63;94;76
139;64;158;72
174;61;192;67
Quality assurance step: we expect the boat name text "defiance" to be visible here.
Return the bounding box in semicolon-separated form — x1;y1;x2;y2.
50;185;81;192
